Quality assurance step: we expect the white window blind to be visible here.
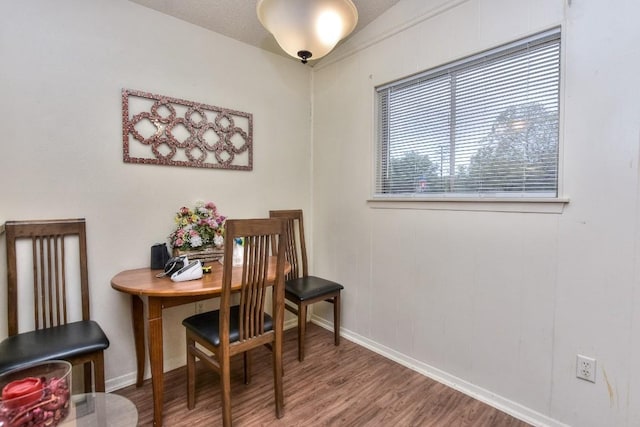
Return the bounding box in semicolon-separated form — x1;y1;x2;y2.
375;29;561;198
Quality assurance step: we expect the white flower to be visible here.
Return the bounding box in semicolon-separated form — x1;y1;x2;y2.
190;235;203;247
213;234;224;248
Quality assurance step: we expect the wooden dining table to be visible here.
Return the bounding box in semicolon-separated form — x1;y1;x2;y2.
111;257;287;427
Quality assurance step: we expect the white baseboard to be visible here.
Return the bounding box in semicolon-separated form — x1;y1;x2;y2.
284;317;298;331
107;315;565;427
106;371;138;392
310;315;568;427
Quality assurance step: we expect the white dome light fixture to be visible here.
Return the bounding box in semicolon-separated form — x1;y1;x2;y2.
257;0;358;64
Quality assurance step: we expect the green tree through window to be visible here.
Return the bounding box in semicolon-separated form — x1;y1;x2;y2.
460;102;558;193
375;29;560;199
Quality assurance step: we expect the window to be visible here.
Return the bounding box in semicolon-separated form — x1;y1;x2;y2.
375;29;561;199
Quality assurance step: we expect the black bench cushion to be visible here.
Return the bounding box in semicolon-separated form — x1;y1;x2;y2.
0;320;109;374
285;276;344;302
182;305;273;347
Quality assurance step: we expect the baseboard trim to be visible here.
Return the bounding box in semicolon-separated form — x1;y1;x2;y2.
310;315;567;427
106;371;138;392
108;314;565;427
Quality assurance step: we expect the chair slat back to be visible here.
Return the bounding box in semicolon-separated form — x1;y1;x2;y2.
268;210;308;280
221;218;286;343
4;219;90;336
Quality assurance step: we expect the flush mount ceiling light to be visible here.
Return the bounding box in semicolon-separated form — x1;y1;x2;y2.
257;0;358;64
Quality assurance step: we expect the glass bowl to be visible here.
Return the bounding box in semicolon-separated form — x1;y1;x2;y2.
0;360;72;427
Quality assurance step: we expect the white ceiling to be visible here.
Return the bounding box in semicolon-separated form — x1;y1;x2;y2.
129;0;400;63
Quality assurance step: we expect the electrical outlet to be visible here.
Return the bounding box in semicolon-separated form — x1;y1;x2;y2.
576;354;596;383
196;302;205;314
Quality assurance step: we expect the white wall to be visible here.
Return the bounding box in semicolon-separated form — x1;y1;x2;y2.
311;0;640;426
0;0;311;389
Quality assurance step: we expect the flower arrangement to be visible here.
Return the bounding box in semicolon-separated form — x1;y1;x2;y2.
169;201;226;251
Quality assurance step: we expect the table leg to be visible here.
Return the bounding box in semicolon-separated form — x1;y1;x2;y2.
131;295;145;387
148;297;164;427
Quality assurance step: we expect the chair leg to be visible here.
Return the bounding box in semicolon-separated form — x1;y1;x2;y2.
273;336;284;419
333;293;341;347
186;338;196;410
297;302;307;362
93;352;106;392
220;356;232;427
83;362;92;393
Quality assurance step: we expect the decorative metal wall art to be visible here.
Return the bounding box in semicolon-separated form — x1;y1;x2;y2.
122;89;253;170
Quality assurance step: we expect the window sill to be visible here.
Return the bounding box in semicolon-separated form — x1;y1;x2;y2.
367;197;569;214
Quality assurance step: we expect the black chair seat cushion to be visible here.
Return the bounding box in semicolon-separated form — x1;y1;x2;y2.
182;305;273;347
285;276;344;302
0;320;109;374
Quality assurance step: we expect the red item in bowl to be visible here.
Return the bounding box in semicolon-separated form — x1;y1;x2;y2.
1;377;43;409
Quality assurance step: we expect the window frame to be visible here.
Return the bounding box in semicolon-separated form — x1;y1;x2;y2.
371;28;568;212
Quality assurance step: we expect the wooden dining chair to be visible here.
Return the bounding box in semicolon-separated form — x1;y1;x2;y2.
269;209;344;362
182;218;287;427
0;218;109;392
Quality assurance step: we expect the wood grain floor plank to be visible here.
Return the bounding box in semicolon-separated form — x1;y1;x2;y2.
114;323;531;426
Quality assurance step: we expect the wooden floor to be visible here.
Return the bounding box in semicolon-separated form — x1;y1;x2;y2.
114;323;531;426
